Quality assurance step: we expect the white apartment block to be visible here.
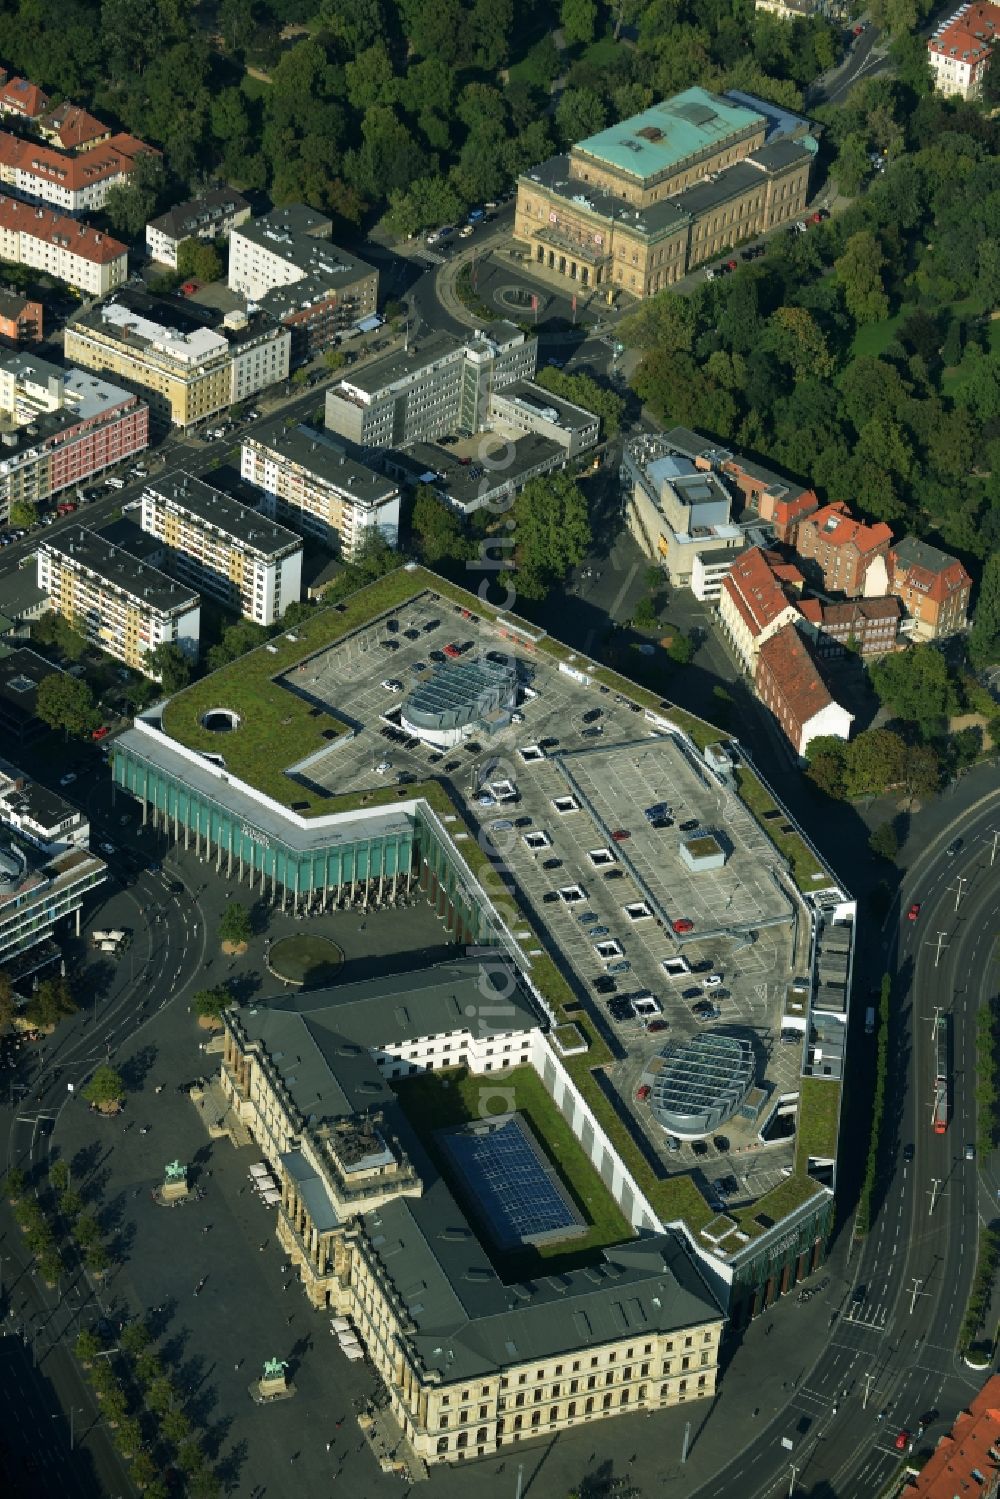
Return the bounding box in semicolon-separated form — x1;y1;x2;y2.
36;527;200;674
0;130;151;215
0;196;126;295
0;759;90;855
241;420;401;558
928;2;999;96
139;474;302;626
145;187;251;269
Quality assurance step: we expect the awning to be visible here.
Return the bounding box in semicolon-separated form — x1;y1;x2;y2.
262;1189;281;1206
355;314;382;333
249;1162;269;1178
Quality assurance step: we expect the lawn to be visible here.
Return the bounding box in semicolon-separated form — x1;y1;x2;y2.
795;1076;843;1170
850;312;904;360
733;766;831;894
390;1065;633;1275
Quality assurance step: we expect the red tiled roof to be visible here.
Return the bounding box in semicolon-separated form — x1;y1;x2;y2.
889;536;972;605
756;623;836;730
0;129;155;193
0;195;126;264
929;2;999;62
905;1375;1000;1497
721;546;802;636
805;502;893;556
0;77;49;118
39;102;110;151
797;598;823;624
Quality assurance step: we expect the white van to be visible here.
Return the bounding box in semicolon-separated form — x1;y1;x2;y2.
105;476;125;489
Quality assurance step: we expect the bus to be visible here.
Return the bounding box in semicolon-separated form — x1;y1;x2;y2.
932;1013;950;1134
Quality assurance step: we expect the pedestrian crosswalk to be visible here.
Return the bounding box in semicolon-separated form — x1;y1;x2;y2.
413;248;445;267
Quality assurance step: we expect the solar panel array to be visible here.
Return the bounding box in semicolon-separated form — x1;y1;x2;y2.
438;1114;584;1250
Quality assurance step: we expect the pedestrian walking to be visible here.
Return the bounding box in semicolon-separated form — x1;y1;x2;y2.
287;1314;294;1325
235;1360;242;1371
326;1440;333;1452
202;1225;211;1234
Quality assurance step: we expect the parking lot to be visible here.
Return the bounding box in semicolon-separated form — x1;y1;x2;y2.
272;593;803;1196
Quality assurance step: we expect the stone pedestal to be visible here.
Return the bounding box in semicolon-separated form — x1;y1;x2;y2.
250;1373;296;1405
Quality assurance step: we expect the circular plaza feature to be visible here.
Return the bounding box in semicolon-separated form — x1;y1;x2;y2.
649;1033;755;1139
201;709;241;733
267;934;343;988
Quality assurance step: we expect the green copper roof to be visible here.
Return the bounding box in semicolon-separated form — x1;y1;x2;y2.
573;88;765;182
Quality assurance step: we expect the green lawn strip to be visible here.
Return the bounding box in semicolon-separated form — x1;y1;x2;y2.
795;1076;842;1172
390;1065;632;1261
733;766;828;893
850;312;903;360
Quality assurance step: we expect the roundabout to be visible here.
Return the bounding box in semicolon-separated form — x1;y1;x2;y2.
266;933;343;988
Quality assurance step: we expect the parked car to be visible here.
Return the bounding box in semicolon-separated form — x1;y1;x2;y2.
672;917;694;933
635;1084;651;1102
611;829;631;842
381;679;403;692
907;902;921;922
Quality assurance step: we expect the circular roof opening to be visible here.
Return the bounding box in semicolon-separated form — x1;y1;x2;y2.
201;709;241;733
649;1033;754;1139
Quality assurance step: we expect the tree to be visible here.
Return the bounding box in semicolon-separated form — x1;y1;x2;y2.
147;1375;178;1415
219;902;251;947
766;307;835;380
73;1211;101;1248
0;968;16;1035
561;0;597;45
115;1416;143;1459
868;821;898;861
533;368;625;436
511;471;592;599
666;631;695;665
9;499;37;528
869;645;960;739
102;154;165;240
968;553;1000;668
555;88;607;149
25;977;78;1029
130;1451;158;1491
83;1065;125;1113
632;596;657;630
75;1328;101;1365
194;985;232;1022
161;1407;192;1446
176;238;223;284
36;671;99;738
121;1321;152;1357
3;1166;26;1201
60;1187;83;1220
835;231;890;325
411;487;469;565
86;1242;111;1278
49;1159;70;1194
145;641;192;692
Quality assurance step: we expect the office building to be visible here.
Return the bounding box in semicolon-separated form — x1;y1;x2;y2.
0;196;127;295
64;289;290;432
241;419;400;556
325;322;537;448
928;2;1000;98
514;88;815;299
0;828;105;973
0;354;148;524
659;425;819;546
228;205;378;359
36;526;200;674
139;474;302;626
487;380;599;457
622;431;744;587
146;187;251;269
887;535;972;641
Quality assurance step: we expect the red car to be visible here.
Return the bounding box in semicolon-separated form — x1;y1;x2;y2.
673;917;694;934
647;1020;668;1033
635;1084;651;1102
92;725;110;741
611;829;631;842
907;903;921;922
895;1429;910;1451
443;643;461;659
57;501;77;514
180;280;200;296
726;258;737;271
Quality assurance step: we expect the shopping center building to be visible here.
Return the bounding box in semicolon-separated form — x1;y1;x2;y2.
110;566;853;1458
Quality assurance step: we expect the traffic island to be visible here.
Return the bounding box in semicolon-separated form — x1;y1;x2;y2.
265;934;343;989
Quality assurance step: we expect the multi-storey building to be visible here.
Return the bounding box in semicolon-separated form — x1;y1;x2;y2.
64;290;290;432
0;829;105;974
228;205;378;360
36;527;199;674
755;622;853;759
0;757;90;855
0;646;67;746
325;322;537;448
139;474;302;626
487;381;599;458
718;545;805;674
0;195;126;296
0;72;48;120
0;287;42;346
514;87;815;299
0;129;154;216
887;535;972;641
660;426;819;546
904;1375;1000;1498
622;431;744;587
145;187;251;269
219;961;726;1470
37;102;111;152
793;502;892;599
241;419;400;557
928;2;1000;98
796;595;901;659
0;354;148;525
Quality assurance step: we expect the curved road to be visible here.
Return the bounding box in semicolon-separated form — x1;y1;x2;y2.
691;789;1000;1499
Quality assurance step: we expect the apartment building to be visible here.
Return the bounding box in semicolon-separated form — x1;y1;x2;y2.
36;527;200;674
0;129;154;216
145;187;251;269
325;322;537;448
0;196;126;296
0;757;90;855
228;205;378;359
623;431;744;587
0;829;105;974
0;287;41;345
797;595;901;659
514;87;815;299
65;290;289;431
219;962;725;1470
888;535;972;641
755;622;853;758
241;419;400;557
139;474;302;626
794;502;892;598
0;354;148;525
38;102;111;152
0;645;66;747
928;2;1000;98
904;1375;1000;1498
0;73;48;120
718;545;805;674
